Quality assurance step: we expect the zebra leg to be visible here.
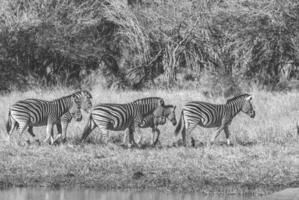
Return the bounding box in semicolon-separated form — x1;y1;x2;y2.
101;129;110;144
53;122;62;144
211;127;223;145
44;123;54;145
181;119;191;147
7;118;17;142
54;121;68;143
184;123;196;147
27;126;35;137
151;127;156;146
224;127;231;146
81;117;96;142
61;122;69;143
26;126;37;145
135;126;143;146
122;129;129;146
153;127;161;146
17;122;29;146
128;125;138;148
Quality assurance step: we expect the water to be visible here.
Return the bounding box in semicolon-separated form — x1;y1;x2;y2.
0;188;261;200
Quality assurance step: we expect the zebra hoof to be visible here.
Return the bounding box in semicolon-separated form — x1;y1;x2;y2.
154;141;162;149
191;137;195;147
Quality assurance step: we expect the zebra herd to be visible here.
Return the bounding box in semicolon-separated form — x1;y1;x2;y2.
5;90;256;147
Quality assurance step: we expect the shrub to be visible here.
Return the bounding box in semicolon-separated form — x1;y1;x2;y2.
0;0;298;92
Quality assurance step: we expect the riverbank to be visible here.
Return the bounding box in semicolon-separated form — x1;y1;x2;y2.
0;140;298;195
0;88;298;194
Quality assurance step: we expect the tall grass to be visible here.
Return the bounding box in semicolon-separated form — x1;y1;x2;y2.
0;88;298;194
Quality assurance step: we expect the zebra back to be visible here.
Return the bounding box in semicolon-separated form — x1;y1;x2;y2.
132;97;164;118
8;92;82;127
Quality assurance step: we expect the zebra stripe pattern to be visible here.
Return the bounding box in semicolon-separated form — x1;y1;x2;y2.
81;97;164;146
55;90;92;143
6;91;87;145
138;104;177;146
174;94;255;146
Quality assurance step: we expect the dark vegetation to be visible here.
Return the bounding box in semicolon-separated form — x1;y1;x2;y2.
1;0;299;93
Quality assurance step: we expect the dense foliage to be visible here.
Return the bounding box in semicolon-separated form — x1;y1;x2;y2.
1;0;299;93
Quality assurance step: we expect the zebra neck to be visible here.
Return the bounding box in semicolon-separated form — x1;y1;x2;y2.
226;100;243;117
53;97;71;116
132;103;144;123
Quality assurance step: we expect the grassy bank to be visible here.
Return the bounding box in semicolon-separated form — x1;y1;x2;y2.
0;88;299;195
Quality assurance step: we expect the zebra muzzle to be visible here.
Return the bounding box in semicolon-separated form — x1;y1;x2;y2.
75;115;83;121
250;111;255;118
171;118;177;126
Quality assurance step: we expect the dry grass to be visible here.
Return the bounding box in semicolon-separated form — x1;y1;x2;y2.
0;87;298;195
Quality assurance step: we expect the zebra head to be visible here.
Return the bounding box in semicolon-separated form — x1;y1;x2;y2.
241;95;255;118
153;104;177;126
69;96;83;121
75;90;93;113
167;106;177;126
164;105;177;126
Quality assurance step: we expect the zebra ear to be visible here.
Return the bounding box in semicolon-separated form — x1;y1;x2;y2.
159;99;164;106
173;106;176;111
71;95;80;104
245;96;252;101
82;90;92;99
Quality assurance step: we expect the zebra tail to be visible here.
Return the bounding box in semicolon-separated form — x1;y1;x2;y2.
174;110;184;136
6;110;12;134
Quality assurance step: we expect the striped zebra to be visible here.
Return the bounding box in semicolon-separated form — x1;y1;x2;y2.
138;104;177;146
80;97;165;146
6;91;92;145
54;90;92;143
174;94;255;146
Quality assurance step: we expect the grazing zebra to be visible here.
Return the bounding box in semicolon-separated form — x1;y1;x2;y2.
174;94;255;146
80;97;165;146
6;91;91;145
138;104;177;146
54;90;93;143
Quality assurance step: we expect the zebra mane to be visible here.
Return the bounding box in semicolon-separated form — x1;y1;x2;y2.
226;94;251;104
163;104;175;109
133;97;164;104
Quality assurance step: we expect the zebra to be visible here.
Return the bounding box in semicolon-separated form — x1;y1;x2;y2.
80;97;165;146
174;94;255;147
138;104;177;146
54;90;93;143
6;91;91;145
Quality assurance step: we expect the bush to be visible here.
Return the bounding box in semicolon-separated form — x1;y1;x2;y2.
0;0;298;92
